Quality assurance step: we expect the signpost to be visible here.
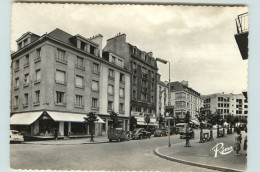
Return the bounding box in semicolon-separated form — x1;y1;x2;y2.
165;115;173;147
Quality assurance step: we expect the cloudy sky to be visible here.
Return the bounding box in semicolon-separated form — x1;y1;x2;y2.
11;3;248;95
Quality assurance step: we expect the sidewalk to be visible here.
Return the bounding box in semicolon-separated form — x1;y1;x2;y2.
154;133;247;172
23;136;109;145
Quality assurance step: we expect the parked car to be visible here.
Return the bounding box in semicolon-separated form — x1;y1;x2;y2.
10;130;24;143
132;128;151;140
179;128;195;139
154;129;165;137
108;128;129;142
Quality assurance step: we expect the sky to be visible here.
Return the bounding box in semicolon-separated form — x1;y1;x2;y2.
11;3;248;95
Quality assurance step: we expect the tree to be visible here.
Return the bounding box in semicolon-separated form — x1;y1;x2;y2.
110;111;119;129
84;112;98;142
196;107;207;143
225;114;233;134
206;111;214;140
157;113;165;129
184;111;191;147
213;110;222;138
129;116;137;131
144;114;151;130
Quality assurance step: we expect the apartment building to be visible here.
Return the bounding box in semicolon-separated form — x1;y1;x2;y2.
10;28;130;138
169;81;204;120
156;78;168;117
103;33;158;127
202;93;248;119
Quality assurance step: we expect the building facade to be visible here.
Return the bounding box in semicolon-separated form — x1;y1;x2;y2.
156;79;168;117
103;33;159;127
202;93;248;119
10;28;131;138
169;81;204;120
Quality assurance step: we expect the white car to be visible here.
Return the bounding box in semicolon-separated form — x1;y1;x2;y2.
10;130;24;143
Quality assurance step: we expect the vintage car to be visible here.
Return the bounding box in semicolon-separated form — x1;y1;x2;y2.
179;128;195;139
132;128;151;140
108;128;129;142
10;130;24;143
154;129;167;137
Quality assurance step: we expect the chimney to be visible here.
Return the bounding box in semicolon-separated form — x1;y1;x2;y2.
147;52;153;57
107;33;126;45
89;34;103;57
181;80;189;87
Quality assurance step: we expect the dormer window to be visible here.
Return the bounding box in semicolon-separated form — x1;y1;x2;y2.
133;47;137;55
90;45;95;55
24;39;28;46
80;42;86;51
18;42;22;50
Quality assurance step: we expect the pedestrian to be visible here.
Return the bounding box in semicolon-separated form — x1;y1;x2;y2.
234;129;242;155
243;128;247;156
54;128;58;140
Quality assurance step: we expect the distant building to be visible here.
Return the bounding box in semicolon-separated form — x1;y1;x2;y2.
202;93;248;119
156;78;168;117
103;33;159;127
10;28;131;138
169;81;204;120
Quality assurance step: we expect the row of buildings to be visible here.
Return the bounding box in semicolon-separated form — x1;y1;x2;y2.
10;28;248;138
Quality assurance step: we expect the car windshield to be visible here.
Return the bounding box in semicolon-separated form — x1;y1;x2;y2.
11;131;20;134
133;128;142;133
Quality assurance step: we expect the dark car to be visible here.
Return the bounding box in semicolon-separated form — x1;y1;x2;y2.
108;128;129;142
132;128;151;140
179;128;195;139
154;129;163;137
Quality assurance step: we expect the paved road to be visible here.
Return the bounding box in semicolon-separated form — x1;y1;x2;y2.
10;129;217;171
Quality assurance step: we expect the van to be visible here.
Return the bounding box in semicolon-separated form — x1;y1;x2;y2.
108;128;129;142
175;123;188;134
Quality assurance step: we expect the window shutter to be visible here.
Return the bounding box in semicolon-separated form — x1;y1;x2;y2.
56;70;65;82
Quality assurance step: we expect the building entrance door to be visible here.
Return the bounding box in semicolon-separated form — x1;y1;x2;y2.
64;122;69;136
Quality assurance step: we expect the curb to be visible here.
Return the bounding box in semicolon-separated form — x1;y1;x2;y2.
22;141;110;145
154;146;243;172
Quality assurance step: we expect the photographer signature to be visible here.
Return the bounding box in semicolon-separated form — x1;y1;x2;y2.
212;142;233;158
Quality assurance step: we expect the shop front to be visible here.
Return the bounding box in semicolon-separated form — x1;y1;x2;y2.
10;111;105;139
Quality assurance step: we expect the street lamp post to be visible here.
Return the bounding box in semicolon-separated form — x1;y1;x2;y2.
156;58;172;147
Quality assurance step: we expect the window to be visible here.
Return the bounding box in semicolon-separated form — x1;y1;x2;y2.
14;96;18;106
151;96;154;103
57;49;66;63
92;98;98;108
142;80;147;87
108;69;114;79
36;48;41;58
119;103;124;112
80;41;86;51
133;47;136;55
132;62;136;70
119;88;124;98
108;101;113;111
56;70;66;84
75;75;83;88
34;90;40;105
56;91;65;105
141;67;148;74
92;63;99;73
24;93;28;106
14;60;19;71
133;76;137;85
75;95;83;107
151;83;154;90
118;59;123;67
35;70;41;82
142;93;147;101
120;73;125;83
24;54;29;67
24;39;28;46
133;90;136;99
92;80;99;91
111;56;116;64
108;85;114;95
90;45;95;55
76;57;84;69
15;78;19;88
24;74;29;86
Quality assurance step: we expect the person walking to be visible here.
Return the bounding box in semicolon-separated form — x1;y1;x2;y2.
234;129;242;155
54;128;58;140
243;128;247;156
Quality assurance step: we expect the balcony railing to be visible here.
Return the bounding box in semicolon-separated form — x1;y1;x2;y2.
55;80;66;85
34;79;41;84
14;68;20;72
23;103;28;107
24;63;29;68
55;102;66;106
75;104;84;108
75;64;85;70
13;105;18;109
56;58;67;64
142;87;148;93
33;101;40;106
23;83;29;87
75;84;84;89
92;70;100;75
14;86;19;90
142;73;148;79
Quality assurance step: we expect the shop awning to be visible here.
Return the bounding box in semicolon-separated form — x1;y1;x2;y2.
136;116;158;126
10;111;43;125
190;120;200;126
46;111;105;123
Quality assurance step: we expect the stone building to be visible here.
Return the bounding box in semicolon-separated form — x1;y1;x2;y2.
10;28;130;139
169;81;204;120
156;79;168;117
103;33;158;127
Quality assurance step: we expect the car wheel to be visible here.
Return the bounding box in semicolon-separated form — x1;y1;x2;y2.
118;138;121;142
109;139;112;142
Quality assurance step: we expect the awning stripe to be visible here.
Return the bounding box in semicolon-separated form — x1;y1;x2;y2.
10;111;43;125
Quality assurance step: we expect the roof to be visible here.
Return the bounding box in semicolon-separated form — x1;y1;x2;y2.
48;28;74;46
16;31;40;42
170;81;201;96
158;81;168;87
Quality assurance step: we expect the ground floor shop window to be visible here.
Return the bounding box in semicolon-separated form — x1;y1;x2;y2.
71;123;87;135
39;119;58;136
